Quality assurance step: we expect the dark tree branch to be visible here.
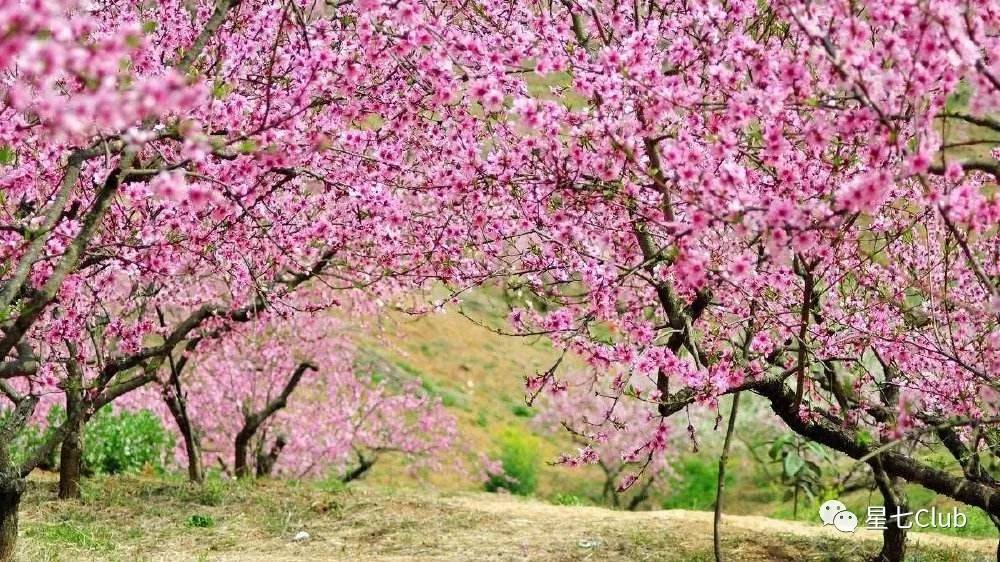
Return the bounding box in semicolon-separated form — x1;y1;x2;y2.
233;361;317;477
759;380;1000;516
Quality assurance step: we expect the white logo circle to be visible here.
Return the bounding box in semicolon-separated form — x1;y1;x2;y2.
833;510;859;533
819;499;848;525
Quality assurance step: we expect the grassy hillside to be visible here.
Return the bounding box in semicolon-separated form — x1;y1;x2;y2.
349;287;998;542
355;288;605;499
18;475;996;562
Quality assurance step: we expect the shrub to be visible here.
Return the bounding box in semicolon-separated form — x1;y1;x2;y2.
185;514;215;528
510;404;534;418
552;493;584;506
1;407;64;469
194;478;227;506
484;428;540;496
2;407;170;475
83;409;171;475
662;456;731;510
316;473;348;494
766;434;832;518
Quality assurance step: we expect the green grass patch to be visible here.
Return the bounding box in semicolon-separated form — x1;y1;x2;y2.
550;493;585;506
418;376;467;410
185;514;215;528
24;521;114;551
662;456;731;511
510;404;534;418
485;428;541;496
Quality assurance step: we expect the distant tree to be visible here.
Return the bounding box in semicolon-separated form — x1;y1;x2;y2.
148;312;456;480
535;373;677;510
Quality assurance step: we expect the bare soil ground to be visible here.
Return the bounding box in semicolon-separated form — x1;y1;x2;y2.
17;476;996;562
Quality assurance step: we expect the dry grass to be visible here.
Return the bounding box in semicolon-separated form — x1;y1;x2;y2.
16;474;996;562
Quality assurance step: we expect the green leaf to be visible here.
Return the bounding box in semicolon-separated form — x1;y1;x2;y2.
805;441;827;458
768;443;782;460
0;145;16;166
783;452;805;477
768;434;791;460
856;430;875;447
212;81;232;100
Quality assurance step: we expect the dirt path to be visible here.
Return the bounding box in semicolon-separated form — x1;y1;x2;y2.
161;490;996;562
443;493;996;559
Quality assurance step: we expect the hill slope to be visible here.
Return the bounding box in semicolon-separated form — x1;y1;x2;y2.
348;291;1000;542
355;289;606;497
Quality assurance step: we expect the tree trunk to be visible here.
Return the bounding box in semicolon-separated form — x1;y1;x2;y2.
0;394;39;561
871;466;908;562
714;392;740;562
161;345;205;484
183;430;204;483
58;368;85;500
875;523;907;562
234;362;316;479
234;427;252;479
0;474;24;562
57;424;83;500
164;388;203;483
342;452;375;483
869;357;907;562
597;460;620;509
626;475;656;511
255;435;286;477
